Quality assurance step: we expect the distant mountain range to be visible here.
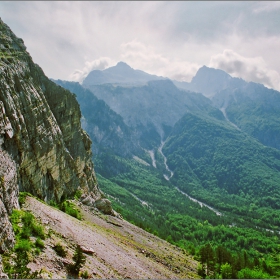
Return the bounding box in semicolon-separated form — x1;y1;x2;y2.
83;61;167;87
55;61;280;274
83;62;249;98
173;65;246;97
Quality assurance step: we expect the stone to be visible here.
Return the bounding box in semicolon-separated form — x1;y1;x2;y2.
94;198;113;215
0;17;101;202
81;195;95;206
80;246;95;255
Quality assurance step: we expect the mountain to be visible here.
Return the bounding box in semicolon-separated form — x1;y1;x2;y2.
212;82;280;150
54;80;142;158
174;65;246;97
174;66;280;151
0;17;104;270
164;110;280;214
82;78;219;149
83;61;166;87
0;18;200;279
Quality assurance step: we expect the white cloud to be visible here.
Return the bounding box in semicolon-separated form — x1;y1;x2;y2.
209;49;280;90
253;2;280;14
1;2;280;88
120;40;200;82
69;57;116;83
70;40;200;83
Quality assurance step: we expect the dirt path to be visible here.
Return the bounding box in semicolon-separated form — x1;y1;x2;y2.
23;196;199;279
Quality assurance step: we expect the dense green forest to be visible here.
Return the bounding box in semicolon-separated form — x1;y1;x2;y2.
55;79;280;278
96;152;280;279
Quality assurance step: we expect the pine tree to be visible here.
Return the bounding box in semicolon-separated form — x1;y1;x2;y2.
70;245;86;275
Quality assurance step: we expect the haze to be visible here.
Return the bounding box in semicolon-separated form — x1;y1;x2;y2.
1;1;280;90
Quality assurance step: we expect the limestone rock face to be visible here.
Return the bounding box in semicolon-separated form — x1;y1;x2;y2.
0;17;102;253
0;100;19;253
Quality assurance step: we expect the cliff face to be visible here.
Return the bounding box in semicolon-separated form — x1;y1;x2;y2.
0;18;101;254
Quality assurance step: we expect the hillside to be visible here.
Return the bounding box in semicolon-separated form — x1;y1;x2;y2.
15;195;198;279
54;80;142;158
0;17;201;279
59;62;280;278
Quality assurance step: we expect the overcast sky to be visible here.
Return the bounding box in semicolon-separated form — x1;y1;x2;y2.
1;1;280;90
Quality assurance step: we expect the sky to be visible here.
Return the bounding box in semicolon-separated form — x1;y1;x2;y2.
1;1;280;90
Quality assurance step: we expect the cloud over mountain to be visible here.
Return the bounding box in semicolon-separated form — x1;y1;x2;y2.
209;49;280;90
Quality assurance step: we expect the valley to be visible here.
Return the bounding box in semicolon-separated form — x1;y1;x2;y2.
55;62;280;278
1;14;280;279
158;141;174;181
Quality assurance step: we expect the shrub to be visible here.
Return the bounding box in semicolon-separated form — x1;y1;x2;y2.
60;201;81;220
68;245;86;275
21;211;45;239
18;192;31;206
15;239;32;253
74;190;83;200
80;270;90;279
49;200;58;208
53;243;67;257
32;222;45;239
20;227;32;239
35;238;45;249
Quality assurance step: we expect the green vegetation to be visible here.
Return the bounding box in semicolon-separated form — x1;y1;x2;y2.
53;243;67;257
97;150;280;279
60;200;81;220
80;270;90;279
49;199;81;220
74;189;83;200
3;209;45;278
68;245;86;275
197;243;279;279
163;112;280;229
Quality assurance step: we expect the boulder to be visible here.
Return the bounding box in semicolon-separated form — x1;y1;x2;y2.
94;198;113;215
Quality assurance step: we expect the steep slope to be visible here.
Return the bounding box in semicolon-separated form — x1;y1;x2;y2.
175;66;280;151
54;80;142;158
163;110;280;228
83;79;217;148
0;17;101;257
212;82;280;150
83;61;166;87
20;195;198;279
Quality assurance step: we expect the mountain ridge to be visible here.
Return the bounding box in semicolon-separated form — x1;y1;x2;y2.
83;61;167;87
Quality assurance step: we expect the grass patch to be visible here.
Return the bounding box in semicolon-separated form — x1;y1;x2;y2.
35;238;45;250
3;209;46;278
60;200;81;220
49;198;82;220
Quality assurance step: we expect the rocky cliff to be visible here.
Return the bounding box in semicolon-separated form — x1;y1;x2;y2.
0;18;102;256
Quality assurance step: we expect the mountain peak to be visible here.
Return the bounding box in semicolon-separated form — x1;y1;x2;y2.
193;66;232;82
115;61;132;69
83;61;165;87
188;66;233;97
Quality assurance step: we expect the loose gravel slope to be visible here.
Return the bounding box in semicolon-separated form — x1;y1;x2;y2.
23;196;199;279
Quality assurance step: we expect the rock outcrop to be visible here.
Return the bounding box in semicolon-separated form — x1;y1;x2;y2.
0;101;19;253
0;17;102;255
